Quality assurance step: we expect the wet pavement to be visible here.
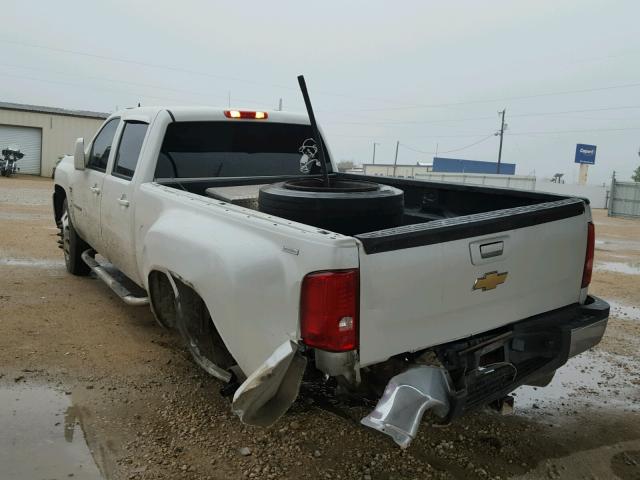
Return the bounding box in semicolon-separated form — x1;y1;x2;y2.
596;260;640;275
595;238;640;251
609;299;640;322
0;384;103;480
0;256;66;268
513;350;639;415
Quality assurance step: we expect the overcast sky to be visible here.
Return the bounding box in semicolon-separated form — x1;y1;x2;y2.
2;0;639;184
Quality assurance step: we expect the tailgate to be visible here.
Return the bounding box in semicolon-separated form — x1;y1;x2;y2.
355;198;588;367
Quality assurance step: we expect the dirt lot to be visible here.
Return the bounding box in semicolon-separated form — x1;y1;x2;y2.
1;175;639;480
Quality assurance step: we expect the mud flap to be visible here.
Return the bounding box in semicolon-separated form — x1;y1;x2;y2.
232;340;307;427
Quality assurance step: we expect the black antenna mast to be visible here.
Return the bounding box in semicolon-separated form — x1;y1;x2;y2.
297;75;330;187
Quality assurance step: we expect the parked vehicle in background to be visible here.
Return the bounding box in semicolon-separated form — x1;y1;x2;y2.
0;146;23;177
52;105;609;448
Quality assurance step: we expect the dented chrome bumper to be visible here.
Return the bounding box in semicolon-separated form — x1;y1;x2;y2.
360;366;451;449
361;296;609;448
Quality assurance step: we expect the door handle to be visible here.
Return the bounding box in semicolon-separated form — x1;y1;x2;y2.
118;195;130;207
480;241;504;259
89;185;101;195
469;236;509;265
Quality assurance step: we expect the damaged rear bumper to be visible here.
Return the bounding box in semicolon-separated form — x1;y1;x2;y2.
361;295;609;447
360;365;451;449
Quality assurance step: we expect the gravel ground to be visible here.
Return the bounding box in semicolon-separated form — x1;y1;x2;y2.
1;175;639;480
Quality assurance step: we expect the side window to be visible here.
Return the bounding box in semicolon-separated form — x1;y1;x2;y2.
87;118;119;172
112;122;148;180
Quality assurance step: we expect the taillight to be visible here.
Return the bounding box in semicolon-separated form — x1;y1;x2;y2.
581;222;595;288
300;269;359;352
224;110;268;119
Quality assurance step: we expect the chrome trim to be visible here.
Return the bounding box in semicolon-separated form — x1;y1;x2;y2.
361;366;451;449
569;318;608;358
81;250;149;306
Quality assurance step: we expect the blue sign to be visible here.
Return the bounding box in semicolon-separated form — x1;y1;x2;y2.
575;144;596;164
433;157;516;175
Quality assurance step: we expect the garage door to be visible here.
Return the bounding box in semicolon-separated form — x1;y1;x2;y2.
0;125;42;175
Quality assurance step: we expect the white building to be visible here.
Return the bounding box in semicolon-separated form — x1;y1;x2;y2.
363;163;433;178
0;101;108;177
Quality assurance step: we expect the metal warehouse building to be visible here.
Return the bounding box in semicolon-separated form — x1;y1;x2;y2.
0;102;108;177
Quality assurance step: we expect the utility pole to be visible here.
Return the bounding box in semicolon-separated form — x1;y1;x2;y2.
392;140;400;177
277;98;283;111
372;142;380;164
496;109;506;174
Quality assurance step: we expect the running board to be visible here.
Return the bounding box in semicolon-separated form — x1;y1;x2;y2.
81;250;149;306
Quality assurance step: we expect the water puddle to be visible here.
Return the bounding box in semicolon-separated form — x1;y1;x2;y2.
595;261;640;275
0;257;65;268
512;350;639;416
0;385;103;479
608;299;640;322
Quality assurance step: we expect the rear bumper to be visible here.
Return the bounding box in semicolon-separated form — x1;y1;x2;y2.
447;295;609;419
361;296;609;447
568;309;608;358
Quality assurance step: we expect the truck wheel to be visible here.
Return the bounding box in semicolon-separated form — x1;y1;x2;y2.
258;179;404;236
60;199;91;276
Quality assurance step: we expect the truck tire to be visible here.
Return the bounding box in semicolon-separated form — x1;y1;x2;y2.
258;179;404;236
61;199;91;276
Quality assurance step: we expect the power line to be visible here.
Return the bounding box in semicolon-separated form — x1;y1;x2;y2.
0;61;259;104
326;82;640;113
333;124;639;156
0;69;275;108
371;125;638;161
326;114;496;126
327;132;492;139
4;37;640;112
507;126;640;135
0;37;293;91
0;38;418;107
510;105;640;119
324;105;640;126
399;135;495;155
0;71;191;104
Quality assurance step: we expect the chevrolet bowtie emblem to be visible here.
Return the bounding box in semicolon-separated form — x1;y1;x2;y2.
473;271;508;291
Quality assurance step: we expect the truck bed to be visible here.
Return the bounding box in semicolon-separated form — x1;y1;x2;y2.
158;173;589;366
157;172;574;232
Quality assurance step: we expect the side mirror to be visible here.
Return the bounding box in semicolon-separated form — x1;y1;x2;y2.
74;138;86;170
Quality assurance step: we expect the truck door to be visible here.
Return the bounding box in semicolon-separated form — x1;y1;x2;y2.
70;118;120;253
100;121;149;284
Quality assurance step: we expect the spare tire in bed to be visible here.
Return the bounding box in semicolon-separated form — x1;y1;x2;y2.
258;179;404;236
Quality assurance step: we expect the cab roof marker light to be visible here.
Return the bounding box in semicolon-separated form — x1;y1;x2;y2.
224;110;268;119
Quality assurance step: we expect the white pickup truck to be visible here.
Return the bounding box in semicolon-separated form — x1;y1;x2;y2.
53;105;609;448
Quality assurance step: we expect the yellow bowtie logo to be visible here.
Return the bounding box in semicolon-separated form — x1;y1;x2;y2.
473;271;508;291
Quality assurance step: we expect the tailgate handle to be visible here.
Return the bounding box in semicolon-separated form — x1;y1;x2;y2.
480;241;504;259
